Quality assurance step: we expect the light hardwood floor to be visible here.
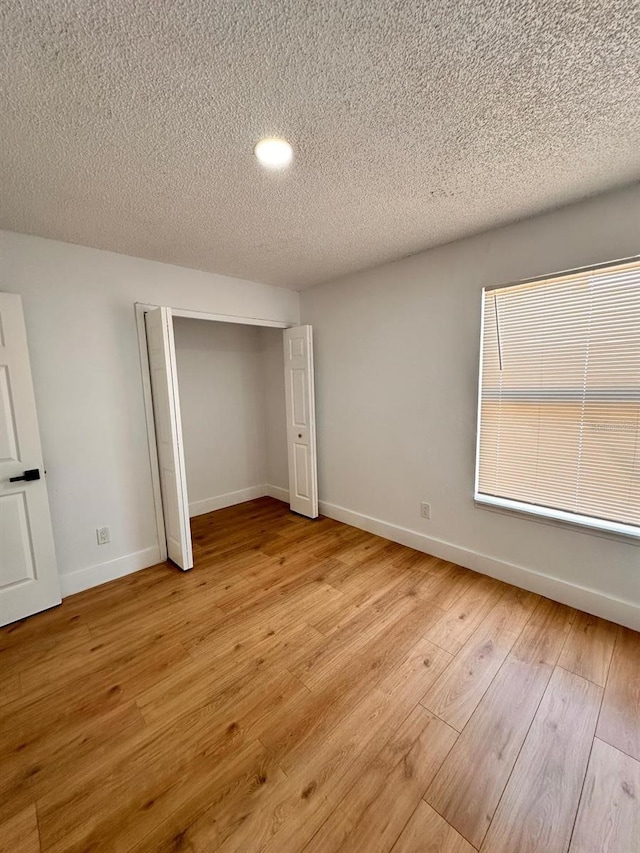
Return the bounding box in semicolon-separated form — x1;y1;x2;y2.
1;497;639;852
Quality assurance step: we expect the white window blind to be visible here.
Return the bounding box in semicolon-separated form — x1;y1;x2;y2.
476;258;640;537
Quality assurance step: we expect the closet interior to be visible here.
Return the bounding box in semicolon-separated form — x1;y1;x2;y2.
173;317;289;527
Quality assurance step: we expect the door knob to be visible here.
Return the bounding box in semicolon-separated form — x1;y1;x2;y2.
9;468;41;483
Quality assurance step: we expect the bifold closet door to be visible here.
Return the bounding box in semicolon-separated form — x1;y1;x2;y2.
145;307;193;570
283;325;318;518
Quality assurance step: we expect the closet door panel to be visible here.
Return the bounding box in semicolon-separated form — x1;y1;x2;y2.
146;307;193;569
283;326;318;518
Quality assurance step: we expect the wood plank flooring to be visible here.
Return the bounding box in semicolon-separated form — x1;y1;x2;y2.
1;497;638;853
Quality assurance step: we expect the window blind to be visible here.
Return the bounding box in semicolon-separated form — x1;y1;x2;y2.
476;258;640;536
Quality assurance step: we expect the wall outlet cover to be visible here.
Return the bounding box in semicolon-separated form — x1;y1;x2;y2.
96;526;111;545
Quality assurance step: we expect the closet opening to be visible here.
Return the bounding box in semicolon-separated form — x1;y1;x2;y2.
136;304;318;571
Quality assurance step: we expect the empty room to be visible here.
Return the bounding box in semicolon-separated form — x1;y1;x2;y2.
1;2;639;852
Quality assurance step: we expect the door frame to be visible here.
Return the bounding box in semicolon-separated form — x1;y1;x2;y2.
135;303;295;563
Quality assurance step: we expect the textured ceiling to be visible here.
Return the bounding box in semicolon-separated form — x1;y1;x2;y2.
2;1;640;289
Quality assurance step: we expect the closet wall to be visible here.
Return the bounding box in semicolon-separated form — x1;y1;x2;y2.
173;318;288;516
261;326;290;498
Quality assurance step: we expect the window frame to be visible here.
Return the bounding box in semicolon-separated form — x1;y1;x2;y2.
474;255;640;542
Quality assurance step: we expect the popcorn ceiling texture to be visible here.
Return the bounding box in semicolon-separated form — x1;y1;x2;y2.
1;0;639;289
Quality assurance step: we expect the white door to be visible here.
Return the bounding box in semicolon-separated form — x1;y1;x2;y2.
283;325;318;518
145;308;193;570
0;293;61;626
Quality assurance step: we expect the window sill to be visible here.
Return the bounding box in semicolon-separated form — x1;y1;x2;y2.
474;494;640;545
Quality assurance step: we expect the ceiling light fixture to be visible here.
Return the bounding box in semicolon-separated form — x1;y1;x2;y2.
254;137;293;170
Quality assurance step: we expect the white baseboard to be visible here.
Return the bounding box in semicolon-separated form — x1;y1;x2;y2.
189;485;269;517
60;545;162;598
266;484;290;503
319;499;640;631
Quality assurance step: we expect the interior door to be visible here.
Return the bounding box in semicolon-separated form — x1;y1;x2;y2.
145;307;193;570
0;293;61;626
283;325;318;518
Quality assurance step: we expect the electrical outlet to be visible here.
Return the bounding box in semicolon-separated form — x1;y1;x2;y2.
420;502;431;520
96;526;111;545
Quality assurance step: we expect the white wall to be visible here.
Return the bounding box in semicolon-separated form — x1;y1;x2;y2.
261;327;289;494
0;230;299;595
174;319;288;516
301;184;640;630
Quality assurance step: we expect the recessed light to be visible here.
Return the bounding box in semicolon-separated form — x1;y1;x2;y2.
254;137;293;170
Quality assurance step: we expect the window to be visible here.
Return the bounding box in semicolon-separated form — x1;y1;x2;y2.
475;258;640;538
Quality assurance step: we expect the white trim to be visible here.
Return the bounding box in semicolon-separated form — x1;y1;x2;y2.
266;484;290;503
137;301;294;329
189;485;269;517
318;499;640;631
171;307;291;328
59;545;162;597
475;493;640;541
